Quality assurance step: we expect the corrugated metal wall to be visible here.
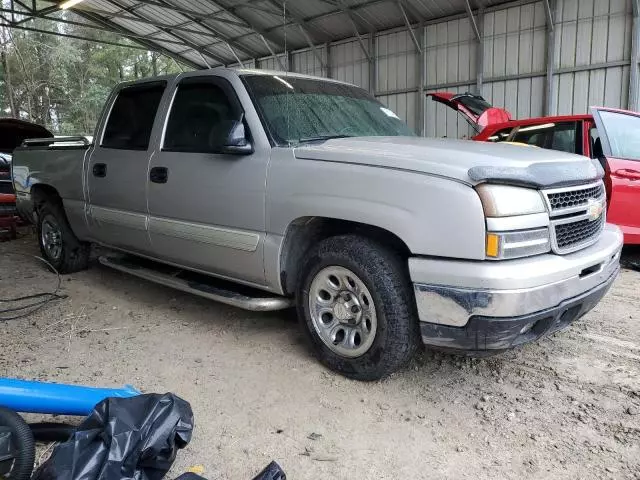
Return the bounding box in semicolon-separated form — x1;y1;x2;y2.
247;0;637;138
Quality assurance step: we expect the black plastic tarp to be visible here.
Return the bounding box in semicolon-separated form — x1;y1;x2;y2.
32;393;194;480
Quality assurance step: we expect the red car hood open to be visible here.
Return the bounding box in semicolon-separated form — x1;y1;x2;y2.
426;92;512;131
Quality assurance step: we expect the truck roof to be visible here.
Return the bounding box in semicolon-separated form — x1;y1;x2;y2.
116;67;356;89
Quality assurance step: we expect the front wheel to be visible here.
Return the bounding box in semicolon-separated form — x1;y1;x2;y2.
297;235;420;381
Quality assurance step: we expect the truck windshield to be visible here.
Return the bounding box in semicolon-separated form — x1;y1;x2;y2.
242;74;414;146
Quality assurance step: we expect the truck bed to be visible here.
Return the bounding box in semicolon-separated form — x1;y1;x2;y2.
12;137;92;222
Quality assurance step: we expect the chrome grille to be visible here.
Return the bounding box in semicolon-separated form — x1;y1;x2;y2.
544;182;606;254
546;184;604;211
554;216;605;250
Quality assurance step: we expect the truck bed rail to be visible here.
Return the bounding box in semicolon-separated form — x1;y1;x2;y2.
22;136;92;148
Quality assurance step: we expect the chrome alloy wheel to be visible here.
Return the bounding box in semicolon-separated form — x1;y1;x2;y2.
308;266;378;358
41;215;63;261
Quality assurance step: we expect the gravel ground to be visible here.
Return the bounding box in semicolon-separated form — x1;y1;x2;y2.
1;230;639;480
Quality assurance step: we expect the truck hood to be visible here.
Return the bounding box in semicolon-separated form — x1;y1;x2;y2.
293;136;603;188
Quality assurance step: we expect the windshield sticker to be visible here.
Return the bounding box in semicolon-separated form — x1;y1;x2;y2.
380;107;400;120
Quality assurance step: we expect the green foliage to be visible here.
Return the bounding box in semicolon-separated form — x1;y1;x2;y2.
0;12;186;135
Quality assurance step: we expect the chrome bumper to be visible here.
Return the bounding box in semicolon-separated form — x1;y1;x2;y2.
410;224;623;327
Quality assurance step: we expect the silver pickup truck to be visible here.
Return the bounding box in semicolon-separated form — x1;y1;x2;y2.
13;68;623;380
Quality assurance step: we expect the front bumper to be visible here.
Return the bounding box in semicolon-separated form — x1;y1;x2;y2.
410;223;623;352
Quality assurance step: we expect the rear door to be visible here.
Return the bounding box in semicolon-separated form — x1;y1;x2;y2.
87;81;166;253
592;107;640;243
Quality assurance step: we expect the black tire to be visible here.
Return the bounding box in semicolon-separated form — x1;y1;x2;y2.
297;234;420;381
0;407;35;480
37;201;90;273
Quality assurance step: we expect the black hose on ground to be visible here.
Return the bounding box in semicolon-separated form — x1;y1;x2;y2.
28;422;76;443
0;406;35;480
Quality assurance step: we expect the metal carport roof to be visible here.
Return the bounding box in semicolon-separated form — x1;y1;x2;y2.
1;0;519;69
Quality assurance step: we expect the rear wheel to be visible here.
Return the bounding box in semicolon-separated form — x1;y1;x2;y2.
297;235;419;381
37;201;89;273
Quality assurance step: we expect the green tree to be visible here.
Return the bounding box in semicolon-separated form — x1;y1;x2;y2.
0;9;185;135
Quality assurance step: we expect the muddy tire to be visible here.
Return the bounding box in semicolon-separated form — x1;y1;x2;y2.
37;201;89;273
297;234;420;381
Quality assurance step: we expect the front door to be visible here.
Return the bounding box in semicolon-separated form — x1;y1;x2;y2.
146;75;268;286
592;107;640;244
87;81;166;253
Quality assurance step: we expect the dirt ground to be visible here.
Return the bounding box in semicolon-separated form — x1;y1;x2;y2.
1;230;639;480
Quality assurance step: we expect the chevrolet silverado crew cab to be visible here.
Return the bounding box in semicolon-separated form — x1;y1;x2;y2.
13;68;622;380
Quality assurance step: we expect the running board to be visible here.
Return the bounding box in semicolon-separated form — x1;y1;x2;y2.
98;255;293;312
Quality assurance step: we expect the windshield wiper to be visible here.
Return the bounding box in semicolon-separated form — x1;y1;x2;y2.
296;134;354;144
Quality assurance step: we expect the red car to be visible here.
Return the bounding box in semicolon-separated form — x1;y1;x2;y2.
428;93;640;244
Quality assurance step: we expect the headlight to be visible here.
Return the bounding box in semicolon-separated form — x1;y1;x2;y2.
476;184;547;217
486;228;551;259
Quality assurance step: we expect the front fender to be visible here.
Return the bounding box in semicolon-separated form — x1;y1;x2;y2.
267;152;487;260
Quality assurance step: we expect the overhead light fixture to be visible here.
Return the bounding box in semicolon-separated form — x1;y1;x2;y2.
59;0;85;9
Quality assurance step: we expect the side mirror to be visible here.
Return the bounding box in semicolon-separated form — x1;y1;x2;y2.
221;116;253;155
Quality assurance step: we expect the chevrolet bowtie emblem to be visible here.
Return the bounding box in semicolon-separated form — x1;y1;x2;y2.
587;198;604;221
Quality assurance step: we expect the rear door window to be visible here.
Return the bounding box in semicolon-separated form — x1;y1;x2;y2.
101;82;166;150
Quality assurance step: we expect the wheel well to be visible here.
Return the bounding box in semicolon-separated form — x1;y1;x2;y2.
31;184;62;213
279;217;411;295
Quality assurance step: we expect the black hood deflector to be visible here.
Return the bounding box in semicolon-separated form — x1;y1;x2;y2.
468;159;604;188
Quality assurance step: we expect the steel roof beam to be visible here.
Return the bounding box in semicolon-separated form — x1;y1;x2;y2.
192;0;288;51
121;0;249;28
72;8;201;68
0;19;151;49
226;42;243;67
543;0;553;32
0;7;198;45
133;0;295;58
260;0;331;41
36;2;245;38
259;33;286;70
313;0;372;61
100;0;228;64
464;0;481;41
154;0;295;59
317;0;372;31
104;0;261;58
297;24;326;71
398;1;421;52
346;14;371;61
137;0;262;57
11;0;32;13
218;0;387;47
136;5;251;31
